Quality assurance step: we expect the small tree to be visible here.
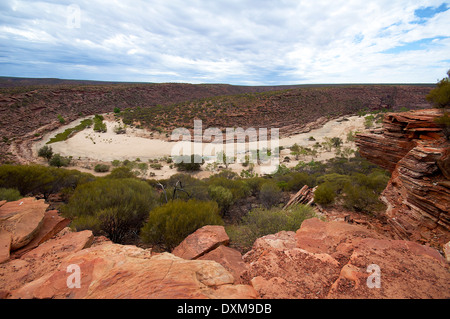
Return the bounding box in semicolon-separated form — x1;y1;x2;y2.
174;154;204;171
259;182;282;208
49;153;71;168
426;69;450;108
38;145;53;161
140;199;223;250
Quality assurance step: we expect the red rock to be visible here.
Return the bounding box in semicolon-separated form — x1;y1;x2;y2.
243;218;450;299
0;230;94;294
198;245;248;284
242;229;341;299
327;238;450;299
172;225;230;260
9;244;258;299
356;109;450;249
10;210;71;258
0;198;48;251
0;230;11;264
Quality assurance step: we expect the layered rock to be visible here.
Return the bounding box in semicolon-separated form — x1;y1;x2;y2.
242;218;450;299
9;244;258;299
172;225;230;260
0;198;48;253
356;109;450;248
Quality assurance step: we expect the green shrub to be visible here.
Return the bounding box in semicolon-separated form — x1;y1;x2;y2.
208;185;234;215
62;178;158;243
207;175;251;200
314;182;337;206
47;119;93;144
0;164;94;200
38;145;53;161
0;188;22;201
174;154;204;171
93;114;107;133
426;69;450;108
227;205;316;252
106;167;136;179
57;114;65;124
49;154;71;167
94;164;110;173
140;199;223;250
259;181;282;208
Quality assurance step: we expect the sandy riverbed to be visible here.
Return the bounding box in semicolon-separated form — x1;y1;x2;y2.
33;115;367;179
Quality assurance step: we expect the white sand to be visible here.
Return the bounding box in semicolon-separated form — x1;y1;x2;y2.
33;115;367;178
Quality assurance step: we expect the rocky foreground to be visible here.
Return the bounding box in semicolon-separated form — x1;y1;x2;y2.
1;197;449;299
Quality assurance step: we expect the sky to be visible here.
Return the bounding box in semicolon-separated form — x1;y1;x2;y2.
0;0;449;85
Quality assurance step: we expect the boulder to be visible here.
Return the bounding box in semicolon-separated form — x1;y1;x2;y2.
0;198;48;251
327;238;450;299
0;230;94;295
9;243;259;299
198;245;248;284
0;230;11;264
10;210;71;258
172;225;230;260
243;218;450;299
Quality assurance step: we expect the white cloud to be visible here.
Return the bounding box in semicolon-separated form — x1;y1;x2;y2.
0;0;449;84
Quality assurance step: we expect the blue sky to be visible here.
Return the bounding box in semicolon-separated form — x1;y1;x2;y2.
0;0;449;85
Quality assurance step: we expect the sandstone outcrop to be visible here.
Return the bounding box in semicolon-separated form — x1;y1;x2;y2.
9;244;258;299
0;199;258;299
242;218;450;299
356;109;450;249
0;198;48;252
172;225;230;260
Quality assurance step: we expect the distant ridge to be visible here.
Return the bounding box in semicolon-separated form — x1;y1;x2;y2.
0;76;435;88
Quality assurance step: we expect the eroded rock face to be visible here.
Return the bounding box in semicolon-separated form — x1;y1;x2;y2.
172;225;230;260
242;218;450;299
8;244;258;299
0;198;48;251
356;109;450;248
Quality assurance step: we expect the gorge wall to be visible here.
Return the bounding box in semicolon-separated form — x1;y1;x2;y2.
356;109;450;250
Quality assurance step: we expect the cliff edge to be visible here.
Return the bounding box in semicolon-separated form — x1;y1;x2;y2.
356;109;450;249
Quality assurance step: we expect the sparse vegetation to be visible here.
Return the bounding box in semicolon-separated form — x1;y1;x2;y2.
226;205;316;252
47;118;93;144
426;69;450;108
38;145;53;161
140;199;223;250
62;178;158;243
94;164;110;173
0;187;22;201
93;114;107;133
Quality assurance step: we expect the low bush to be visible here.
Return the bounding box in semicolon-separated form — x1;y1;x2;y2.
140;199;223;250
174;154;204;171
227;205;316;252
258;181;282;208
62;178;158;243
49;154;71;168
0;164;95;200
0;188;22;201
37;145;53;161
208;185;234;215
94;164;110;173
